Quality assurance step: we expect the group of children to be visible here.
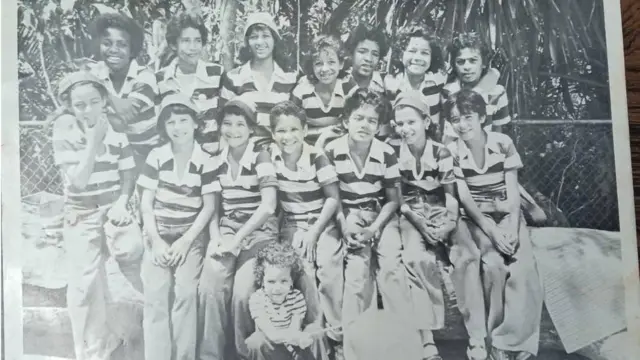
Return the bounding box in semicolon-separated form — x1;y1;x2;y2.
52;9;543;360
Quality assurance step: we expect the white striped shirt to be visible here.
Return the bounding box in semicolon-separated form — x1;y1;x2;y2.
385;70;447;125
249;288;306;330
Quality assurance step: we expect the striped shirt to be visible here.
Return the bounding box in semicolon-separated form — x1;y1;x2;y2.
388;136;454;207
441;80;511;139
211;140;279;219
291;76;358;146
325;135;400;211
91;59;160;156
271;143;339;218
52;114;135;209
344;70;385;94
385;71;447;126
249;288;306;330
137;142;217;228
220;62;298;146
448;131;522;214
156;59;224;154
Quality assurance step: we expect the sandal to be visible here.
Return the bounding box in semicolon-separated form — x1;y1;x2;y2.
466;343;488;360
422;343;443;360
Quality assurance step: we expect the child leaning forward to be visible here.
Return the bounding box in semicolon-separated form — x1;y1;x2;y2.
443;89;543;360
137;93;216;360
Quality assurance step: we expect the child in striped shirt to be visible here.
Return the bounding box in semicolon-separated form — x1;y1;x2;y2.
246;242;326;360
443;90;543;360
220;12;298;150
291;35;357;149
89;13;160;166
52;71;142;360
156;12;225;155
324;89;412;360
269;101;342;359
137;93;216;360
198;95;280;360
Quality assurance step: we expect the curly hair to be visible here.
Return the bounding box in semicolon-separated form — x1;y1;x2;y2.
253;242;304;289
345;23;390;59
392;26;445;75
304;34;348;84
269;100;307;131
449;32;490;74
156;103;203;143
441;89;488;121
343;88;391;125
238;24;289;71
165;12;209;47
90;13;144;59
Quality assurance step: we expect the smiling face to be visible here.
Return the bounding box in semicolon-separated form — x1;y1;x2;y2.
448;105;485;141
221;113;252;149
352;40;380;78
454;48;484;85
163;111;197;146
313;48;342;86
273;114;306;155
99;27;132;72
394;106;428;146
345;104;380;143
175;27;204;68
247;25;275;61
403;37;432;77
69;83;106;126
262;263;293;304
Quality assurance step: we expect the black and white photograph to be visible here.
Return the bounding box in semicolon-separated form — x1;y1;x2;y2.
3;0;640;359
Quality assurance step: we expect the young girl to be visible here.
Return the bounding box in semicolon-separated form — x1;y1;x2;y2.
388;94;459;360
443;90;543;360
52;71;142;360
156;12;224;155
246;242;327;360
198;96;279;360
89;13;160;166
220;12;298;150
324;89;412;360
291;35;356;149
136;93;216;360
269;101;342;359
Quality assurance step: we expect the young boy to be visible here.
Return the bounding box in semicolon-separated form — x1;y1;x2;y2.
137;93;216;360
269;101;342;358
443;89;543;360
156;12;225;155
324;89;413;360
89;13;160;166
198;95;279;360
344;23;388;94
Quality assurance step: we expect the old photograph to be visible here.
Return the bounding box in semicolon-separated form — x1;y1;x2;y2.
4;0;640;359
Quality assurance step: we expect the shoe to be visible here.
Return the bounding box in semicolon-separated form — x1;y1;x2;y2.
489;346;510;360
466;343;488;360
423;343;443;360
513;351;533;360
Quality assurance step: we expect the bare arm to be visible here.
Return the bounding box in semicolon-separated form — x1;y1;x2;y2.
140;188;161;243
180;193;216;245
233;186;277;243
504;169;521;234
368;186;401;234
310;182;340;238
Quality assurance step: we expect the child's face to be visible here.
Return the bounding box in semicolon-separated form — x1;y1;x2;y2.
221;113;252;148
273;114;306;155
313;48;342;86
164;112;197;146
394;106;428;146
100;28;132;73
449;105;485;141
403;37;432;76
247;26;275;61
345;104;380;143
454;48;484;85
262;263;293;304
352;40;381;78
176;27;204;68
69;84;106;126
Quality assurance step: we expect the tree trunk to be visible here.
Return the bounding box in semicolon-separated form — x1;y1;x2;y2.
38;36;59;110
219;0;238;71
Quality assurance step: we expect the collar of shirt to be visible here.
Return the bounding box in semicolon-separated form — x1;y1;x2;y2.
164;58;212;82
93;59;142;95
219;139;257;171
345;69;385;93
271;142;314;173
456;131;501;162
396;71;445;93
238;61;289;90
156;141;207;167
398;137;437;171
332;135;385;163
445;79;490;103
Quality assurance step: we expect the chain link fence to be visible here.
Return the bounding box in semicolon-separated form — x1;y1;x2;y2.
18;120;619;231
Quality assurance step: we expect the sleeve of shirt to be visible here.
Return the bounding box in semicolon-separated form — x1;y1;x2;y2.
52;114;80;167
117;134;136;171
437;146;455;184
490;87;511;126
201;154;218;195
256;150;279;189
314;151;339;186
137;148;159;190
249;290;267;321
289;289;307;320
219;71;238;106
128;69;159;110
447;143;465;180
382;149;401;188
501;136;523;171
290;83;304;107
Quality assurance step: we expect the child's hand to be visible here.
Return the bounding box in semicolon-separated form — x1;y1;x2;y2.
167;235;194;267
106;199;130;226
110;95;136;124
344;223;365;249
296;331;313;349
87;117;109;147
214;235;243;256
150;237;171;267
487;226;515;256
295;230;320;263
357;227;377;244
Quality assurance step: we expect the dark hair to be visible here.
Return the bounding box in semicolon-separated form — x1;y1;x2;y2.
393;104;438;140
343;88;390;125
393;26;445;75
345;23;390;59
157;104;202;142
218;104;258;129
238;24;289;71
270;101;307;130
442;89;488;121
59;81;109;108
304;34;348;84
91;13;144;59
449;32;490;75
166;12;209;47
253;242;304;288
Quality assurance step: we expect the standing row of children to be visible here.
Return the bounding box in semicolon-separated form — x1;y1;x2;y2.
52;9;543;360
